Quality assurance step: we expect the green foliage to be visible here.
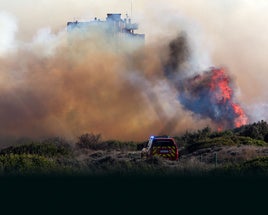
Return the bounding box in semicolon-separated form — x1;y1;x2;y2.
185;137;233;153
0;141;72;158
177;122;268;154
178;126;212;146
76;133;138;151
0;137;78;175
0;154;58;175
1;121;268;176
214;156;268;176
240;156;268;171
235;136;267;146
234;120;268;142
100;140;137;151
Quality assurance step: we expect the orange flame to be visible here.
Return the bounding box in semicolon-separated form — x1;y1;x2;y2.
210;68;232;103
210;68;248;128
231;103;248;127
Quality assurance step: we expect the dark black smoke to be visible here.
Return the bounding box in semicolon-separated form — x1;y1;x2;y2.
163;33;248;129
178;69;233;128
164;33;189;80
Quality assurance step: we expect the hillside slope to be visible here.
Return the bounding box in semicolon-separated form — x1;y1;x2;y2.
0;121;268;176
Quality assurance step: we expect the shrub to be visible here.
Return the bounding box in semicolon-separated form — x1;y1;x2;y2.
76;133;102;149
0;154;58;175
101;140;137;151
239;156;268;173
183;132;268;153
0;142;72;158
76;133;138;151
234;120;268;142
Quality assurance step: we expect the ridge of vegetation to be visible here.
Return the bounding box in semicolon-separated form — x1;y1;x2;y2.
176;120;268;154
0;121;268;176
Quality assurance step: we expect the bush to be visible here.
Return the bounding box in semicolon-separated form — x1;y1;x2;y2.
234;120;268;142
180;125;268;153
213;156;268;176
0;154;58;175
76;133;138;151
239;156;268;173
0;137;80;175
100;140;137;151
76;133;102;149
0;142;72;158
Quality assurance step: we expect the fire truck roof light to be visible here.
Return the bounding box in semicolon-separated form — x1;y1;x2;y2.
150;135;170;139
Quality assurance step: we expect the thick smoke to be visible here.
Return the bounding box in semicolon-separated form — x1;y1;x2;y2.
0;12;212;141
1;1;265;141
0;11;17;56
163;34;248;129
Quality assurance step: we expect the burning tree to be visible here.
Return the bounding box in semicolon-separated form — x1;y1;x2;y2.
164;34;248;130
178;67;248;129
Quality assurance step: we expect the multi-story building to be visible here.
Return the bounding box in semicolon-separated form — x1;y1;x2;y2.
67;13;145;45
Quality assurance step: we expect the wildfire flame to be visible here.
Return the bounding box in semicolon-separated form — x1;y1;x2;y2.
178;67;248;129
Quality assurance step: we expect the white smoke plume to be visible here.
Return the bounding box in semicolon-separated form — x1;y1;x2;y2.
0;11;17;56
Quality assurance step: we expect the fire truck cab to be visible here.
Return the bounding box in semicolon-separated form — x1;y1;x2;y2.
141;136;179;161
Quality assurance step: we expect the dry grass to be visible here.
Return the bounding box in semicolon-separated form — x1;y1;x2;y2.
1;134;268;176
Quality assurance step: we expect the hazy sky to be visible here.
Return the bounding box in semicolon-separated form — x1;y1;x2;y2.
0;0;268;140
1;0;267;81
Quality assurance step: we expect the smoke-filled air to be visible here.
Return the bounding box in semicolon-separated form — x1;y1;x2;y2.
0;0;267;141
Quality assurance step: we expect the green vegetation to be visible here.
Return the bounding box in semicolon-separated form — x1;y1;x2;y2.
0;121;268;176
176;121;268;154
76;133;139;151
234;120;268;141
0;137;77;175
210;156;268;177
0;154;58;175
239;156;268;173
0;141;72;158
